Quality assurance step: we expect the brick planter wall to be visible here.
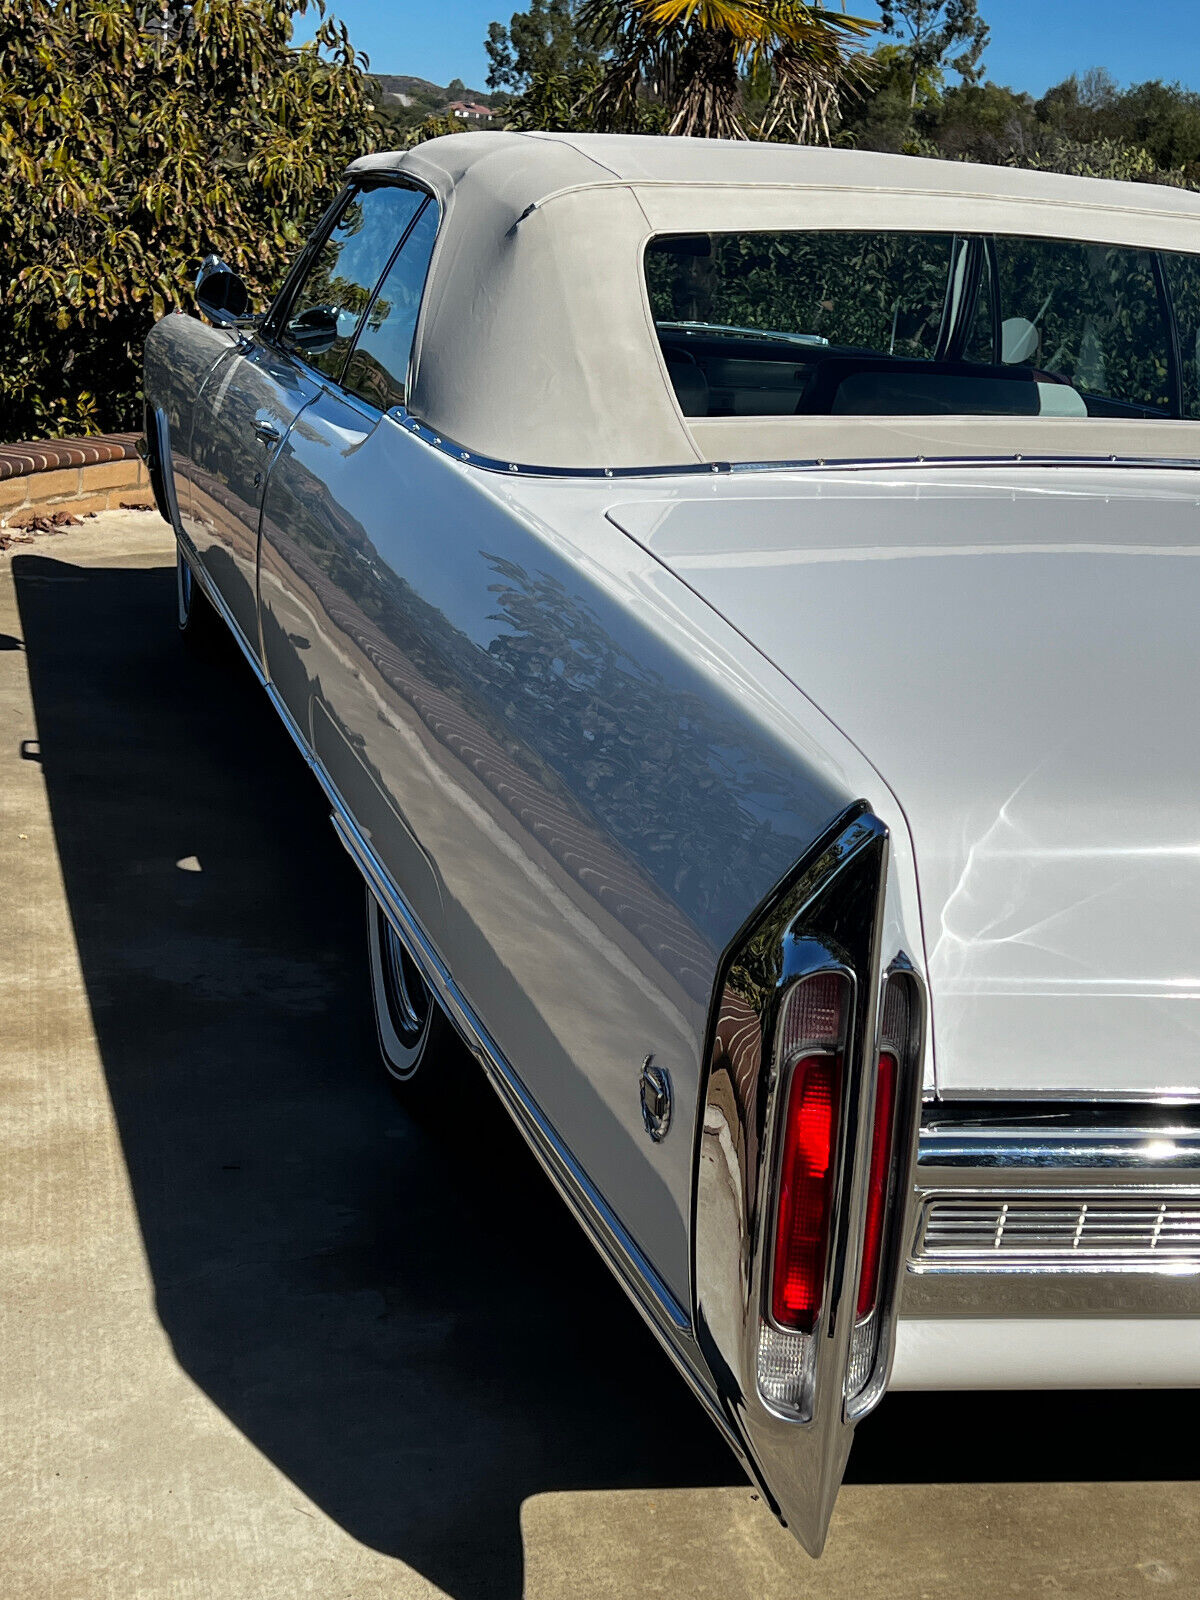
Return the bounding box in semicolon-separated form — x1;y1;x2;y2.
0;433;155;527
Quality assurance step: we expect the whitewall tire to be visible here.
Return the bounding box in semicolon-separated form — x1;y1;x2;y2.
366;888;450;1086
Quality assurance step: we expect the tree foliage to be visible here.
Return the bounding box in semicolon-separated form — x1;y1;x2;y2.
0;0;382;440
503;61;619;131
877;0;988;108
485;0;600;93
837;39;1200;193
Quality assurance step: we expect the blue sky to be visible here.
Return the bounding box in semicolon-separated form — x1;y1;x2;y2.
300;0;1200;98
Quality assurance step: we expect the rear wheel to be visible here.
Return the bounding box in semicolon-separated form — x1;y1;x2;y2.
366;888;452;1088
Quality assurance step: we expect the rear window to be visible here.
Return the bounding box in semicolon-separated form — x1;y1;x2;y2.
645;231;1196;423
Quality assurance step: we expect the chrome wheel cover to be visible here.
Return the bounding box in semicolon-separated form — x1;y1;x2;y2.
368;894;435;1082
383;919;432;1047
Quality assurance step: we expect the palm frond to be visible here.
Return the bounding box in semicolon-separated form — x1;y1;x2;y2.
579;0;877;141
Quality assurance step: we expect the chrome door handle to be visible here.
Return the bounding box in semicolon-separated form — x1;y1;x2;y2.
253;420;281;445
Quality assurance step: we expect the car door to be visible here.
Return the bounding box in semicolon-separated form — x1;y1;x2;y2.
184;338;319;659
186;183;426;665
258;188;446;939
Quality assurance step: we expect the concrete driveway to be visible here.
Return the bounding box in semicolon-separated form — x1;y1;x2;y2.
2;513;1197;1599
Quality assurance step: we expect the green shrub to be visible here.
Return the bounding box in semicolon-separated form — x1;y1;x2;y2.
0;0;383;440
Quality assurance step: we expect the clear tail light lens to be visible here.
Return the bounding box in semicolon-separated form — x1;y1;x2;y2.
847;975;914;1401
855;1047;898;1320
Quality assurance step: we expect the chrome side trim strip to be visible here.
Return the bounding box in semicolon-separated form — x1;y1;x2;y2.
385;406;733;478
319;777;757;1461
258;675;698;1347
385;406;1200;481
176;535;267;686
323;800;753;1453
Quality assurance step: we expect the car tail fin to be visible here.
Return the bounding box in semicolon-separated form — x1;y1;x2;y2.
693;807;924;1555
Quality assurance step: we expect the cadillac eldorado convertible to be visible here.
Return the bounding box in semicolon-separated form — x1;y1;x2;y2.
143;132;1200;1555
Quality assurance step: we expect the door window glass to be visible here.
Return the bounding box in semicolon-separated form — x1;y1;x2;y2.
1162;252;1200;418
280;185;426;380
987;238;1171;415
342;201;439;411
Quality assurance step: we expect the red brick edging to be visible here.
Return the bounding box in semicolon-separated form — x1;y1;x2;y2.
0;432;154;527
0;432;140;481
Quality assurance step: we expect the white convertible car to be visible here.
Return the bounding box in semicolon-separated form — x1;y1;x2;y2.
143;133;1200;1555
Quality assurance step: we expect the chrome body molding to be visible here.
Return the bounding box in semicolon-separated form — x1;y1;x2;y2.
918;1105;1200;1170
169;537;755;1472
692;809;926;1555
386;406;1200;481
386;405;735;479
327;802;701;1354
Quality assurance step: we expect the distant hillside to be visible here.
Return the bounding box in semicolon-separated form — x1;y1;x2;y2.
373;74;499;110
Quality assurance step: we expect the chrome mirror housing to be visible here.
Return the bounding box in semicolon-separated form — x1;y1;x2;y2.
195;255;252;328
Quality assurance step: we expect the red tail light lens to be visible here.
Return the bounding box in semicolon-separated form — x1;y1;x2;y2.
771;1055;841;1332
769;973;847;1335
854;977;912;1327
855;1050;897;1320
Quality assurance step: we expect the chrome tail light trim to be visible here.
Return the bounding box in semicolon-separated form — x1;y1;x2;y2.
692;805;925;1555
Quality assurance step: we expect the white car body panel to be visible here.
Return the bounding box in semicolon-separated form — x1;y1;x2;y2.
892;1316;1200;1389
606;466;1200;1098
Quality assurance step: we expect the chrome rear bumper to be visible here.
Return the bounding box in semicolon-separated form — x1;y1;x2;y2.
903;1103;1200;1318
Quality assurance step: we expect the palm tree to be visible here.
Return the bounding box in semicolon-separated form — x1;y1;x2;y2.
579;0;875;142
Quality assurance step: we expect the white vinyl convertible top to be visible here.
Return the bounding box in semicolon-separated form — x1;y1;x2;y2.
345;133;1200;470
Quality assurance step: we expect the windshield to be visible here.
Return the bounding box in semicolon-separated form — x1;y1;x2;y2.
645;230;1200;422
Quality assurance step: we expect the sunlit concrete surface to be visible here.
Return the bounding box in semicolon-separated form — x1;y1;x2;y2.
2;512;1198;1599
523;1482;1200;1597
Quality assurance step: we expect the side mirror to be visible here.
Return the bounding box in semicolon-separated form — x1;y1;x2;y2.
195;255;251;326
283;304;339;356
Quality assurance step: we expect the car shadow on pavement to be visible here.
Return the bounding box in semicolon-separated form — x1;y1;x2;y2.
16;552;1200;1598
15;552;739;1599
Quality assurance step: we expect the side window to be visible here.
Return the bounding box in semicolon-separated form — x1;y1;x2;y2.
1162;251;1200;418
342;201;439;412
645;231;957;360
280;185;426;380
990;238;1171;413
963;247;999;364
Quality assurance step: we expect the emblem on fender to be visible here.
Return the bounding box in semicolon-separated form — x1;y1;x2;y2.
639;1056;673;1142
